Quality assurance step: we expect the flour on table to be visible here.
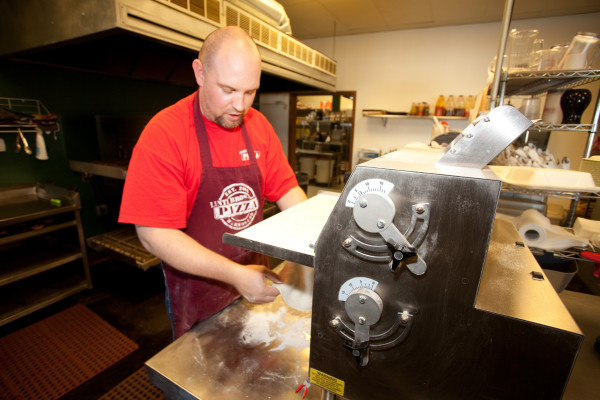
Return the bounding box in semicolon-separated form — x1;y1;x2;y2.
239;306;310;351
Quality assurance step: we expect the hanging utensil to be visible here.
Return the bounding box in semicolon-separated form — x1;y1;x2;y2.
35;127;49;160
15;134;22;152
18;128;33;155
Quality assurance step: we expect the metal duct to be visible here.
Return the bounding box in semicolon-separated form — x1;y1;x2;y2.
232;0;293;34
0;0;335;91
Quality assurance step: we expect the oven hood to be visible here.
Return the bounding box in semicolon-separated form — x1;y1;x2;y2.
0;0;336;92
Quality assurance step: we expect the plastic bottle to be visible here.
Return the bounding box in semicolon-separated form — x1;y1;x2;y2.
465;95;475;118
416;102;424;116
422;102;430;116
455;95;465;117
434;95;445;116
410;102;417;115
445;95;455;117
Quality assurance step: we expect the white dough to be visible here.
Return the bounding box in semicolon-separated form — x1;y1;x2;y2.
274;262;314;311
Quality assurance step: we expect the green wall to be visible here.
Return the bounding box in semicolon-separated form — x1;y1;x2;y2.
0;60;194;236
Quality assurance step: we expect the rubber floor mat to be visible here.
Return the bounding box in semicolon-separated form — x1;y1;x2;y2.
0;304;138;400
99;367;164;400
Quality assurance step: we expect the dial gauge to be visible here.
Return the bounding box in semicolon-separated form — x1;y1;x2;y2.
345;179;395;208
338;277;380;301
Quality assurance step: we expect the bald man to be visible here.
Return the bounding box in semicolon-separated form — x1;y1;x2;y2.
119;26;307;339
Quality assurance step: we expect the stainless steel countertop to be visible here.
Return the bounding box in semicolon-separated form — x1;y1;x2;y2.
146;295;321;400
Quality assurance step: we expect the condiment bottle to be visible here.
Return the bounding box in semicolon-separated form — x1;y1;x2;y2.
445;95;455;116
422;102;430;116
416;102;424;116
465;95;475;118
454;95;465;117
410;102;417;115
434;95;445;116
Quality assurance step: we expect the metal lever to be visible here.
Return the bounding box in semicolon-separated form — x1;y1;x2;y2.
344;339;370;366
353;192;428;275
342;288;383;366
380;222;426;274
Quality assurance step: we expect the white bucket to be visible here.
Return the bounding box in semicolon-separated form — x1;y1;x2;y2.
315;159;334;184
299;157;316;180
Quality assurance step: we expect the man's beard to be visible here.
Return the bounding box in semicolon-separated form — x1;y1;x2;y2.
215;112;245;129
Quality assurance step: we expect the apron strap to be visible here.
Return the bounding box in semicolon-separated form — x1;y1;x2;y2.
193;91;257;168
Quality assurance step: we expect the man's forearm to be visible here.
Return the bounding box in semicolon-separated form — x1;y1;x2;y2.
135;225;241;283
135;224;281;303
276;185;308;211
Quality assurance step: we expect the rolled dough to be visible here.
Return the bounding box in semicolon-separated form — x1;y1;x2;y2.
274;262;314;311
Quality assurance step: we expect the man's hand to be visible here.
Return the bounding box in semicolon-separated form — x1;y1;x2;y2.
233;264;282;303
135;225;283;304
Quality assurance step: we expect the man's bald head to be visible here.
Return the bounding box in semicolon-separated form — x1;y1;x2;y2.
198;26;261;73
192;26;263;129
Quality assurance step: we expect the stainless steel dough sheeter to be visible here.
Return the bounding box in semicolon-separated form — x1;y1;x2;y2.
146;106;583;399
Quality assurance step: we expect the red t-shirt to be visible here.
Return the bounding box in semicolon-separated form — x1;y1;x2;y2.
119;93;297;229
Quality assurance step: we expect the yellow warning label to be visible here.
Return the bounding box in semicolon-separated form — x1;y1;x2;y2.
309;368;345;397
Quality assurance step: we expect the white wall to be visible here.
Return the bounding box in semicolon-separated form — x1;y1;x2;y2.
304;13;600;167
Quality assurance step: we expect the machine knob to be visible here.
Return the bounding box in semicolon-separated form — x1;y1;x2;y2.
345;288;383;326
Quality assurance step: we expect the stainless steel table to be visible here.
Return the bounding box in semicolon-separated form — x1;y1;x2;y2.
146;296;321;400
146;194;339;400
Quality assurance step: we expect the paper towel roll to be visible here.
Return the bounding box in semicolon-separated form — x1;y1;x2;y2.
513;209;589;250
513;209;549;247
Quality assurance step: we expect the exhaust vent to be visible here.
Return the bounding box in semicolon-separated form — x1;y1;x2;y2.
225;4;336;76
167;0;222;24
0;0;336;91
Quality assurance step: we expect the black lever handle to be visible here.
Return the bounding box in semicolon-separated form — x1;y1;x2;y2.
387;243;416;271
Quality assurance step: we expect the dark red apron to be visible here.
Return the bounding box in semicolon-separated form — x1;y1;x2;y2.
163;92;268;339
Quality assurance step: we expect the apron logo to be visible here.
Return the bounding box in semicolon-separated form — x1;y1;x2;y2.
239;149;261;161
210;183;259;230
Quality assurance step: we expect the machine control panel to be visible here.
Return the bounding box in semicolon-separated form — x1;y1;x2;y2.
332;178;429;366
343;179;429;275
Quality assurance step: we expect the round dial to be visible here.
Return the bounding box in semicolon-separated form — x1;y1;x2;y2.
345;179;394;208
338;277;379;301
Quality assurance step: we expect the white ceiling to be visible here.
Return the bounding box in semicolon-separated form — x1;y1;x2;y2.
278;0;600;40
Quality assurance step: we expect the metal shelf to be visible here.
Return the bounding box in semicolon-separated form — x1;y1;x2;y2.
499;183;600;227
0;183;91;326
492;2;600;223
0;245;83;287
496;67;600;226
499;183;592;200
69;160;128;180
0;97;49;115
362;112;468;127
0;124;41;134
501;69;600;97
0;271;90;326
0;97;59;134
87;226;160;271
529;121;595;133
529;244;598;263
